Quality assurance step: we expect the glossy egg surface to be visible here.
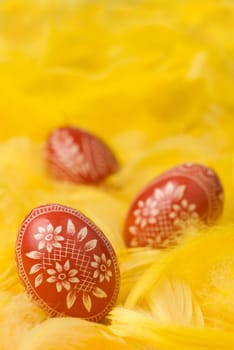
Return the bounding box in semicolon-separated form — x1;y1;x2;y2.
15;203;120;322
46;127;119;184
124;163;224;248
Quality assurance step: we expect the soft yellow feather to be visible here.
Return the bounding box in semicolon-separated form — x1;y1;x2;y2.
0;0;234;349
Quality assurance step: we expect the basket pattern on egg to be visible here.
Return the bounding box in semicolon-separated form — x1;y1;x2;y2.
125;163;224;249
16;204;120;321
26;219;112;312
128;182;199;247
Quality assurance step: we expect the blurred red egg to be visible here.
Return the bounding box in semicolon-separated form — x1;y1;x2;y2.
124;163;224;248
15;204;120;322
46;127;119;184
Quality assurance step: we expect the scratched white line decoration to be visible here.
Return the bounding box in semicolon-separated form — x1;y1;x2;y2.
124;163;224;248
46;127;119;184
15;203;120;322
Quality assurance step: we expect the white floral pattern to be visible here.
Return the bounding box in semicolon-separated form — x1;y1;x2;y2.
51;130;91;177
91;253;112;283
153;181;186;203
128;181;200;247
25;217;114;314
169;199;199;228
133;197;159;228
34;223;64;253
46;260;79;293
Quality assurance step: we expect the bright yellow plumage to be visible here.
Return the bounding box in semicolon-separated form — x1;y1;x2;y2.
0;0;234;349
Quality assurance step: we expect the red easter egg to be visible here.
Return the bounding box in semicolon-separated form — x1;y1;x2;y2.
46;127;119;184
124;163;224;248
15;204;120;322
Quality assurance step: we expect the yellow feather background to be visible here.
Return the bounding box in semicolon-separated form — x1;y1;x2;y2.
0;0;234;349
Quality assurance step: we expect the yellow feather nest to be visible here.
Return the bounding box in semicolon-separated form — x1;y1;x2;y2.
1;0;234;349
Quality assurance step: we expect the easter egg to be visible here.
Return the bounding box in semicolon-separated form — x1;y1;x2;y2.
124;163;224;248
15;203;120;322
46;127;119;184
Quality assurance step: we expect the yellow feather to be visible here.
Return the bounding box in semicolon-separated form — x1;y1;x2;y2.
0;0;234;349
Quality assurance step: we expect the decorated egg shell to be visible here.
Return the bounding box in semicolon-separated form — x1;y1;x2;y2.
46;126;119;184
15;203;120;322
124;163;224;248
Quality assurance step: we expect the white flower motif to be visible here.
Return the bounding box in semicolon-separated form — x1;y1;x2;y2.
133;197;159;228
46;260;79;293
34;223;64;253
91;253;112;283
154;181;186;203
169;199;199;228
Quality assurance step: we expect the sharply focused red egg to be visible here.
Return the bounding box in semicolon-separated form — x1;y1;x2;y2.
124;163;224;248
46;127;119;184
15;204;120;322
